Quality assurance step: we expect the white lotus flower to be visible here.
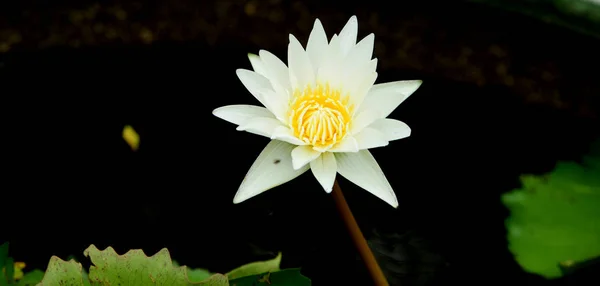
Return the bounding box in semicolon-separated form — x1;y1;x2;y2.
213;16;421;208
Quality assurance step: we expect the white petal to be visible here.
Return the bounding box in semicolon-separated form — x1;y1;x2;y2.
259;50;291;93
310;152;337;193
306;19;329;74
236;117;283;138
329;136;359;152
248;53;268;77
291;145;321;170
359;80;423;119
237;69;270;107
335;150;398;208
234;140;310;204
352;33;375;63
271;126;307;146
317;34;343;85
288;34;315;90
212;105;274;126
346;65;378;109
369;119;411;141
339;34;375;80
338;16;358;57
351;109;380;135
236;69;288;122
354;127;389;150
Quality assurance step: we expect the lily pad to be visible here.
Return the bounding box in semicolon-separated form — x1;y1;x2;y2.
37;257;85;286
503;141;600;278
83;245;228;285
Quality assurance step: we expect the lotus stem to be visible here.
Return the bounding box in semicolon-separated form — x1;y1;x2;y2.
332;179;389;286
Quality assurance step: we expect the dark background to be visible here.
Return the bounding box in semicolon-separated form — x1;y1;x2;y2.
1;0;599;285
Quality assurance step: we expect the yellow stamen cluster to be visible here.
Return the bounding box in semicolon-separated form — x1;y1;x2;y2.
288;83;353;148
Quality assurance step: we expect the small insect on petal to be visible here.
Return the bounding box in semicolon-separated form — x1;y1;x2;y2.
122;125;140;151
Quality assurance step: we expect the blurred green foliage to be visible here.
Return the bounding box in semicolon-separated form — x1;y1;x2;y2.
503;140;600;278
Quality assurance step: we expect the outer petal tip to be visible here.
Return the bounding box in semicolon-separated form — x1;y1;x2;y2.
232;140;310;205
232;195;245;204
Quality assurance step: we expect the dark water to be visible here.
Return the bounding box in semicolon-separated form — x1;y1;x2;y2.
1;1;600;285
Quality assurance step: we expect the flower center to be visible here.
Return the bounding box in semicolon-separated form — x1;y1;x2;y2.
288;83;354;149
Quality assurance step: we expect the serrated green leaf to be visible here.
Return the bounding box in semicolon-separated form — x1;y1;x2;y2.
503;142;600;278
229;268;311;286
37;257;85;286
83;245;228;285
226;253;281;280
17;270;44;286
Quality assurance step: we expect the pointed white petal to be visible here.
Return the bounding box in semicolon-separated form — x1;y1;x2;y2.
310;152;337;193
306;19;329;74
213;105;274;126
329;136;359;152
351;109;380;135
370;119;411;141
335;150;398;208
236;117;283;138
288;34;315;90
259;50;291;93
234;140;310;204
291;145;321;170
359;80;423;119
236;69;288;122
317;34;343;85
237;69;270;107
271;126;307;146
338;16;358;56
248;53;268;77
352;33;375;63
339;34;375;81
354;127;389;150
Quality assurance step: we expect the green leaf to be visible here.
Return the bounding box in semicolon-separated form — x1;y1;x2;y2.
83;245;228;285
0;243;8;285
37;257;85;286
5;258;14;284
185;268;213;283
229;269;311;286
0;243;7;267
503;142;600;278
17;270;45;286
172;260;213;282
226;252;282;280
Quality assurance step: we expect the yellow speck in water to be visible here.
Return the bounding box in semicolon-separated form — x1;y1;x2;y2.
122;125;140;151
